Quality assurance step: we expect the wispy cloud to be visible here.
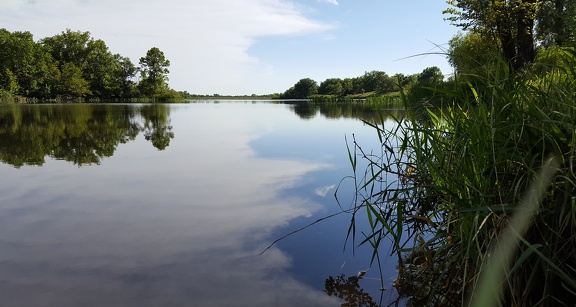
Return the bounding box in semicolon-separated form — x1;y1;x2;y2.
317;0;339;5
1;0;335;94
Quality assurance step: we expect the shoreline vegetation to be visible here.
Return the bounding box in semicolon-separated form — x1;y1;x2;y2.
332;2;576;306
0;28;192;104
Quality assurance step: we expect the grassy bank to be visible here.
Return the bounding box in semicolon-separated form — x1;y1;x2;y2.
310;91;402;105
0;94;191;104
347;48;576;305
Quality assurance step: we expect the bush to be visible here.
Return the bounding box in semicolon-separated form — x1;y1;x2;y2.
0;89;13;104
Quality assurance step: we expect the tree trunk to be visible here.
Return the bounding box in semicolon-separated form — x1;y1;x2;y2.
515;0;536;70
553;0;567;45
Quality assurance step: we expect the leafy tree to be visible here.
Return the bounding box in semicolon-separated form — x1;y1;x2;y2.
391;73;417;89
535;0;576;47
448;31;501;75
318;78;344;96
138;47;170;97
0;28;174;100
0;69;19;94
351;77;365;94
84;39;117;98
408;66;446;106
42;29;105;98
42;29;143;99
32;50;61;98
42;29;93;70
341;78;354;95
445;0;576;69
111;55;138;99
0;30;31;94
359;71;394;93
282;78;318;99
418;66;444;85
59;62;91;97
444;0;538;70
0;29;58;97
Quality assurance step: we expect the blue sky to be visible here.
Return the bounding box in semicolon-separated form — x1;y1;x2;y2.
2;0;459;95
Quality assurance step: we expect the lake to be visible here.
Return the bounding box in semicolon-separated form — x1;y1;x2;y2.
0;101;403;306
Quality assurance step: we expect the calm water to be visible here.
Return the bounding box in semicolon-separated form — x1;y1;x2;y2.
0;101;402;306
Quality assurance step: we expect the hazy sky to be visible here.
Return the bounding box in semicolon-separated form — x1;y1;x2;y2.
2;0;458;95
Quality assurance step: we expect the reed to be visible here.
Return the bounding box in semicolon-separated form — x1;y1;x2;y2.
344;47;576;306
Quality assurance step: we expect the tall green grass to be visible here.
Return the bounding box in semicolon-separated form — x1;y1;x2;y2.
346;47;576;306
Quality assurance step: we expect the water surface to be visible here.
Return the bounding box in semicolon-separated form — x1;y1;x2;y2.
0;101;400;306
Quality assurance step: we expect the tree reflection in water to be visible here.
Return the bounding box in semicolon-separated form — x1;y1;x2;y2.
325;274;378;307
288;100;406;124
140;104;174;150
0;103;173;167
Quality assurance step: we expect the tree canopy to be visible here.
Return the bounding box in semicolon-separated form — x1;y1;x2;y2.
280;70;419;99
138;47;171;97
444;0;576;70
0;28;179;101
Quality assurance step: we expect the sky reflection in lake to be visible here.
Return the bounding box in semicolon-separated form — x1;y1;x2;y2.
0;102;392;306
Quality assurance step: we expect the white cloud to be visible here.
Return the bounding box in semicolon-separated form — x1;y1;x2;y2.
1;0;336;94
318;0;339;5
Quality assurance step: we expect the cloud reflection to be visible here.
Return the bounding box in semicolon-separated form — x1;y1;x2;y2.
315;185;336;197
0;103;340;306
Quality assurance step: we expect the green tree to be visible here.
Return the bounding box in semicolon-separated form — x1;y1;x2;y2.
42;29;102;98
59;62;91;97
535;0;576;47
84;39;117;98
0;29;58;97
138;47;170;97
42;29;141;99
359;71;394;94
0;69;19;94
408;66;446;106
32;50;61;98
318;78;344;96
351;77;365;94
444;0;539;70
341;78;354;95
448;31;501;75
42;29;93;70
391;73;417;89
110;55;138;99
0;30;31;94
282;78;318;99
418;66;444;85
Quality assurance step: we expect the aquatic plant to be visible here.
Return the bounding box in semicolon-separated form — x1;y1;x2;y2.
344;47;576;306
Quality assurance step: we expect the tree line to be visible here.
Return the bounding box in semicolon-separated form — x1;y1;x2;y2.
278;67;444;100
0;28;186;102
